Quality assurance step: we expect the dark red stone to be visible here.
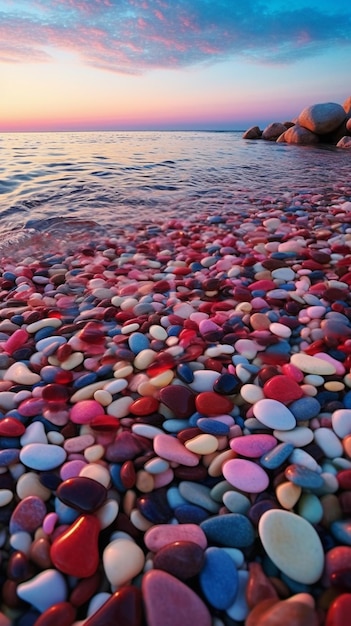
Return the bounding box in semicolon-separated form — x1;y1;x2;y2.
7;551;36;582
120;460;136;489
263;375;303;404
195;391;233;416
32;602;76;626
0;417;26;437
69;571;102;607
56;476;107;513
159;385;196;419
337;470;351;490
326;593;351;626
153;541;205;580
42;383;70;403
84;586;143;626
89;414;120;431
129;396;160;416
50;514;100;578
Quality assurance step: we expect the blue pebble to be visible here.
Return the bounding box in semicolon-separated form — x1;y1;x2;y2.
190;262;203;271
34;326;56;341
207;215;225;223
344;390;351;409
167;486;187;509
54;497;79;524
96;364;114;378
200;513;255;548
15;609;41;626
188;412;203;427
174;503;209;524
176;363;194;383
330;520;351;545
0;436;21;449
316;390;339;406
162;419;190;433
199;547;238;610
266;340;291;354
40;365;62;382
110;464;126;492
128;331;150;354
288;396;321;421
197;417;229;436
167;324;183;337
3;271;16;281
260;442;294;470
286;464;324;489
213;373;240;395
11;314;24;325
73;372;98;389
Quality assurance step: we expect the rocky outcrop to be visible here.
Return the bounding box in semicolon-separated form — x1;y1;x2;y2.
262;122;288;141
276;125;319;146
243;97;351;149
242;126;262;139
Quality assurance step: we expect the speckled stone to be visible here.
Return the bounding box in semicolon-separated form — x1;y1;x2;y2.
200;513;255;548
199;546;238;609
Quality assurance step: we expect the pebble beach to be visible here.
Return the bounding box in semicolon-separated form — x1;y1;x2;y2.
1;132;351;625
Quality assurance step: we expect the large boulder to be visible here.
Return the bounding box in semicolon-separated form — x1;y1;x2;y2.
243;126;262;139
343;96;351;115
276;125;319;145
320;119;351;145
336;136;351;149
262;122;287;141
298;102;346;135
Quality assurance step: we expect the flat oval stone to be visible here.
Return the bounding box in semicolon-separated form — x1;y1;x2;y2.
56;477;107;513
223;458;269;493
103;538;145;587
260;442;294;469
258;509;324;584
291;353;336;375
288;397;321;422
153;540;205;580
195;391;233;416
230;434;277;458
50;514;100;578
20;443;66;471
4;362;41;385
263;375;303;404
200;513;255;548
70;400;104;424
185;434;218;455
199;546;238;610
9;496;46;534
253;399;296;430
285;464;324;490
154;434;199;467
144;524;207;552
332;409;351;438
84;586;143;626
142;569;211;626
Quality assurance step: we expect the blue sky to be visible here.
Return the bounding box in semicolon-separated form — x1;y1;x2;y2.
1;0;350;130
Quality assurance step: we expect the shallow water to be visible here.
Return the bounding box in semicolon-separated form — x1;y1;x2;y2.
1;131;350;244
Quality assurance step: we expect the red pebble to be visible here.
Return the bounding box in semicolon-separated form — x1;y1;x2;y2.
3;329;30;355
89;414;120;431
159;386;196;419
263;375;303;404
70;571;102;607
129;396;159;416
84;585;143;626
42;383;70;403
120;460;136;489
195;391;233;416
326;594;351;626
31;602;76;626
0;417;25;437
337;470;351;490
50;514;100;578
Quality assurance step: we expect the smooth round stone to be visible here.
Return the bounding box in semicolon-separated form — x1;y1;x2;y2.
9;496;46;534
103;538;145;587
196;417;230;436
200;513;255;548
313;427;343;458
128;331;150;354
0;489;13;506
178;481;220;514
154;434;199;467
297;493;323;524
289;449;319;472
258;510;324;584
199;546;238;610
185;434;218;455
213;373;240;395
263;375;303;404
70;400;103;424
0;417;25;437
56;477;107;513
159;385;196;419
142;569;211;626
226;569;250;622
240;383;265;404
332;409;351;438
50;514;100;578
31;601;76;626
222;490;251;514
260;442;294;469
230;434;277;458
285;464;324;490
144;523;207;552
83;586;142;626
223;458;269;493
273;426;314;447
276;482;302;509
330;520;351;545
288;397;321;422
4;362;41;385
195;391;233;416
253;399;296;430
153;540;205;580
325;593;351;626
17;569;67;613
20;443;66;471
189;370;221;392
269;322;292;339
291;353;336;375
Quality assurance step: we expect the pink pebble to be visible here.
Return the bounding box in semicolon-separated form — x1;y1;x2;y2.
223;458;269;493
281;363;305;383
313;352;345;375
70;400;104;424
153;468;174;488
42;512;58;535
60;460;88;480
230;434;277;458
145;523;208;552
154;434;200;467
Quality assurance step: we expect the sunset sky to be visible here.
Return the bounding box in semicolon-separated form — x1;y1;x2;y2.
1;0;350;131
